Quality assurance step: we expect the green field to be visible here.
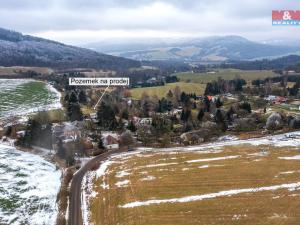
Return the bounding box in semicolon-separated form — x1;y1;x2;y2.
0;79;59;119
130;82;206;99
176;69;278;84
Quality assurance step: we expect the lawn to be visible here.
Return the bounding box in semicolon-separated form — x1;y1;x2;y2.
84;143;300;225
130;82;206;99
176;69;278;84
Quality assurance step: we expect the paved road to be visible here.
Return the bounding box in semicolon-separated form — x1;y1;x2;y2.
68;149;123;225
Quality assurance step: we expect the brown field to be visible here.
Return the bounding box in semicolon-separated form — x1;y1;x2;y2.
85;144;300;225
0;66;53;75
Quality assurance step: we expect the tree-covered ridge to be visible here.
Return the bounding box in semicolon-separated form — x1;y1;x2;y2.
0;27;140;70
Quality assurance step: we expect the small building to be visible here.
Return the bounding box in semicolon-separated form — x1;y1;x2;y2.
170;109;182;116
264;95;277;102
90;113;98;123
102;132;119;150
146;77;157;84
207;95;214;101
275;96;287;104
139;118;152;125
16;130;26;138
52;121;84;147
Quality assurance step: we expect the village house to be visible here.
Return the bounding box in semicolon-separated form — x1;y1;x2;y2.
264;95;287;104
102;132;119;149
132;116;153;126
139;118;153;125
90;113;98;123
146;77;157;84
52;121;84;147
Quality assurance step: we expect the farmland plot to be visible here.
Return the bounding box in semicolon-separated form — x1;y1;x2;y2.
83;135;300;225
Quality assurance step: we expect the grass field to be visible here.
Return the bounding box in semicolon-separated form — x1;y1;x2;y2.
84;139;300;225
176;69;278;84
130;82;206;99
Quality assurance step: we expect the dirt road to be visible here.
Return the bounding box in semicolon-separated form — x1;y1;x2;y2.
68;149;123;225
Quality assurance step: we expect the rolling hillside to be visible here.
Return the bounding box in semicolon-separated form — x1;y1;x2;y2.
85;36;300;62
0;28;140;70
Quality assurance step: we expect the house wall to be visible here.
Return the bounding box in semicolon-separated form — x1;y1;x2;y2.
106;144;119;149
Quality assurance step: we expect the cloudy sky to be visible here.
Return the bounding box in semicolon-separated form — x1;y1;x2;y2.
1;0;300;45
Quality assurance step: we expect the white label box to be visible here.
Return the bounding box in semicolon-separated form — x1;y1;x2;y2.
69;77;130;86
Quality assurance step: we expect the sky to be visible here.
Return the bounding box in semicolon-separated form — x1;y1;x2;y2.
1;0;300;45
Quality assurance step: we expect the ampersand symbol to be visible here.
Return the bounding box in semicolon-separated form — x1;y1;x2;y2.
283;11;292;20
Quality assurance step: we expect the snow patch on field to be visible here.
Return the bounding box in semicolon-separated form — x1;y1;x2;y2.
140;176;156;181
279;155;300;160
248;151;269;157
100;181;109;190
115;180;130;187
120;181;300;208
275;170;300;178
81;174;90;225
232;214;247;220
137;162;178;169
187;155;240;163
198;164;224;169
96;161;114;178
198;165;210;169
115;171;130;178
280;171;298;175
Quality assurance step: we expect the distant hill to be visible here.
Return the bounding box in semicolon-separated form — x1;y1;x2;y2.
0;28;140;70
85;36;300;62
223;55;300;71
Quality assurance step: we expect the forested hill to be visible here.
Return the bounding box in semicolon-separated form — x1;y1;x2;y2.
223;55;300;71
0;28;140;70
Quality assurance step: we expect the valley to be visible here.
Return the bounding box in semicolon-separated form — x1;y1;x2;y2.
1;2;300;225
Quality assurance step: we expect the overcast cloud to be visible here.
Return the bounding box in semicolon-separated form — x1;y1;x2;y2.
1;0;300;44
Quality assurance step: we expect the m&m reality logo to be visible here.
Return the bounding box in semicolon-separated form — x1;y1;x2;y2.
272;10;300;25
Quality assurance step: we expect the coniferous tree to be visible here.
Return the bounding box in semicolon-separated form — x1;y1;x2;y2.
78;90;87;104
97;102;117;130
57;138;66;159
215;97;223;108
166;90;173;99
203;96;211;112
240;102;252;113
121;109;129;120
197;108;205;121
142;101;150;117
181;109;191;122
215;109;227;132
68;91;78;103
98;138;104;149
67;102;83;121
127;121;137;132
226;106;235;122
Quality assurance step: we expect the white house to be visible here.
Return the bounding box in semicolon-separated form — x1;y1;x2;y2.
139;118;152;125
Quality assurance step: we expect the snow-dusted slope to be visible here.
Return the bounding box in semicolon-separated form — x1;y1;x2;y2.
0;144;61;225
